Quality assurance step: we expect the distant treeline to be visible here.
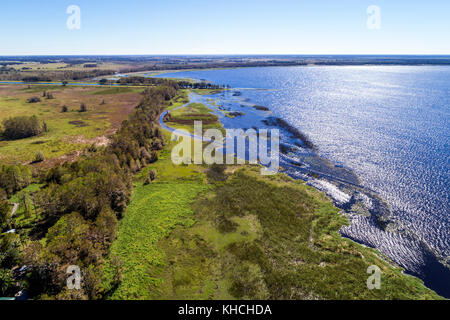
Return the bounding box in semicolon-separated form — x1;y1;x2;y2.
0;70;116;82
0;81;180;299
103;76;179;87
105;55;450;71
3;55;450;82
4;55;449;65
176;80;227;90
19;70;116;82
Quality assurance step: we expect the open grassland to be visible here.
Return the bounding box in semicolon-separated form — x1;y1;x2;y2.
0;61;140;81
0;84;142;165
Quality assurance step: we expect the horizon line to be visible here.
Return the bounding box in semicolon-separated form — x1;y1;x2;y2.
1;53;450;57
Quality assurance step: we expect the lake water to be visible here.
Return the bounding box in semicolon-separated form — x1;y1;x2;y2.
154;66;450;297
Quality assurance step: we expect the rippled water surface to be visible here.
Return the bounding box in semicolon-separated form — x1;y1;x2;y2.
155;66;450;296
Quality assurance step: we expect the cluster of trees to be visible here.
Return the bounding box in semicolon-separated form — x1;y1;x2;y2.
0;164;32;295
0;66;17;75
22;76;52;82
0;165;32;198
110;76;180;87
177;81;228;90
0;159;27;293
0;232;20;296
1;116;45;140
42;91;54;99
16;83;179;299
100;76;228;91
66;70;116;81
8;70;115;82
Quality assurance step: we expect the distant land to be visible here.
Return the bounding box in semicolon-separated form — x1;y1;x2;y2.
1;55;450;84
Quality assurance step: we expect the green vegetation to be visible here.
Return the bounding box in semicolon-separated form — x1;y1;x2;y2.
101;123;441;300
183;168;440;300
164;102;223;134
0;199;11;231
167;90;190;110
1;115;43;140
102;133;208;299
7;183;43;231
0;164;32;197
34;151;45;163
0;232;20;296
103;181;208;299
192;88;226;95
91;87;142;95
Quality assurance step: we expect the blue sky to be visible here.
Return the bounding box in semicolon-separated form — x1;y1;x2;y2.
0;0;449;55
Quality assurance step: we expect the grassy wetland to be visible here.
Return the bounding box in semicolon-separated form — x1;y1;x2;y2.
100;127;441;300
103;89;440;300
163;102;223;135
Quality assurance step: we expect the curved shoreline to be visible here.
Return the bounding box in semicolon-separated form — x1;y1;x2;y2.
158;87;449;298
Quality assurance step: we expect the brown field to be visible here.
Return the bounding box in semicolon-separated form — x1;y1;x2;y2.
0;84;143;166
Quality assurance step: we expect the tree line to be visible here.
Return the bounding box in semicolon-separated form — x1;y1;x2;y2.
99;76;228;90
177;80;227;90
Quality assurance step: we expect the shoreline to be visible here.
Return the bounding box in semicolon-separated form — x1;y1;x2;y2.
159;82;449;298
157;89;444;299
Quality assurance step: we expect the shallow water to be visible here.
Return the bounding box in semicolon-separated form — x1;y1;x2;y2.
155;66;450;297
